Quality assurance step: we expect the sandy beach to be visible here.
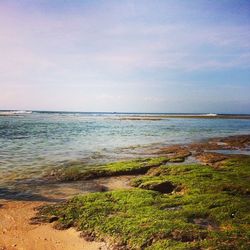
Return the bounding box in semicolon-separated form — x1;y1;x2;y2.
1;0;249;248
0;199;106;250
0;176;134;250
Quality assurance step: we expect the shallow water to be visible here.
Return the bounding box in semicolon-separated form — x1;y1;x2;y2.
1;112;250;185
205;149;250;155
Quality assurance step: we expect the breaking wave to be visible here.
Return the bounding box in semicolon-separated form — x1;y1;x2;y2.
0;110;32;116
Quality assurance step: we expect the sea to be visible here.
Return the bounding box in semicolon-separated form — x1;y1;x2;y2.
0;111;250;199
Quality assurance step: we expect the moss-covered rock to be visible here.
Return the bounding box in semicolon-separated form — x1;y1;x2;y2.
37;156;250;249
133;179;177;194
52;157;170;181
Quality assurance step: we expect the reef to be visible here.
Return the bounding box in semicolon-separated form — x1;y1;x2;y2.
35;136;250;249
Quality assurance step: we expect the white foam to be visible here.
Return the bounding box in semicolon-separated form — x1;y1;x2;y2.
0;110;32;116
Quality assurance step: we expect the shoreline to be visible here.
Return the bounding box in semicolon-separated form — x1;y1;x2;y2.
0;134;250;249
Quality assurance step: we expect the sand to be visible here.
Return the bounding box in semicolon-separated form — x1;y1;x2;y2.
0;176;135;250
0;200;106;250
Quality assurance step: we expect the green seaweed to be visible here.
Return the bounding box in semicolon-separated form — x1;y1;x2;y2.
38;156;250;249
54;156;169;181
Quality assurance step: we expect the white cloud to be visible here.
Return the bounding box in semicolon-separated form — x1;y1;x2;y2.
0;1;249;112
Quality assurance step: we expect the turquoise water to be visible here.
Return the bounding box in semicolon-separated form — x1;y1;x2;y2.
1;112;250;181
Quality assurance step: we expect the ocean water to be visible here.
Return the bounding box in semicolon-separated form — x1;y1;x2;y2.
1;112;250;182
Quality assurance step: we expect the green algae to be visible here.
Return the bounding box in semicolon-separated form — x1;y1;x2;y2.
53;157;169;181
38;156;250;249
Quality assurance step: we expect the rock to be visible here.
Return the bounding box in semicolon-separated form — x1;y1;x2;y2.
140;181;176;194
196;152;228;165
49;215;59;223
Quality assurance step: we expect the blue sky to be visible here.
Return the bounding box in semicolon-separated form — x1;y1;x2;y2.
0;0;249;113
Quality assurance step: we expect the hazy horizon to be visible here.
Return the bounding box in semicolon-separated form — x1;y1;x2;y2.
0;108;250;115
1;0;250;113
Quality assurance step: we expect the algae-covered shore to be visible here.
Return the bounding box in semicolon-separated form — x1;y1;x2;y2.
1;135;250;250
35;135;250;249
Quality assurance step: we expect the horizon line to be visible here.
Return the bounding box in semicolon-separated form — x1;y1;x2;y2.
1;109;250;115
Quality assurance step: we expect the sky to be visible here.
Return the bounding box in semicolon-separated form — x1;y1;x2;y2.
0;0;250;113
